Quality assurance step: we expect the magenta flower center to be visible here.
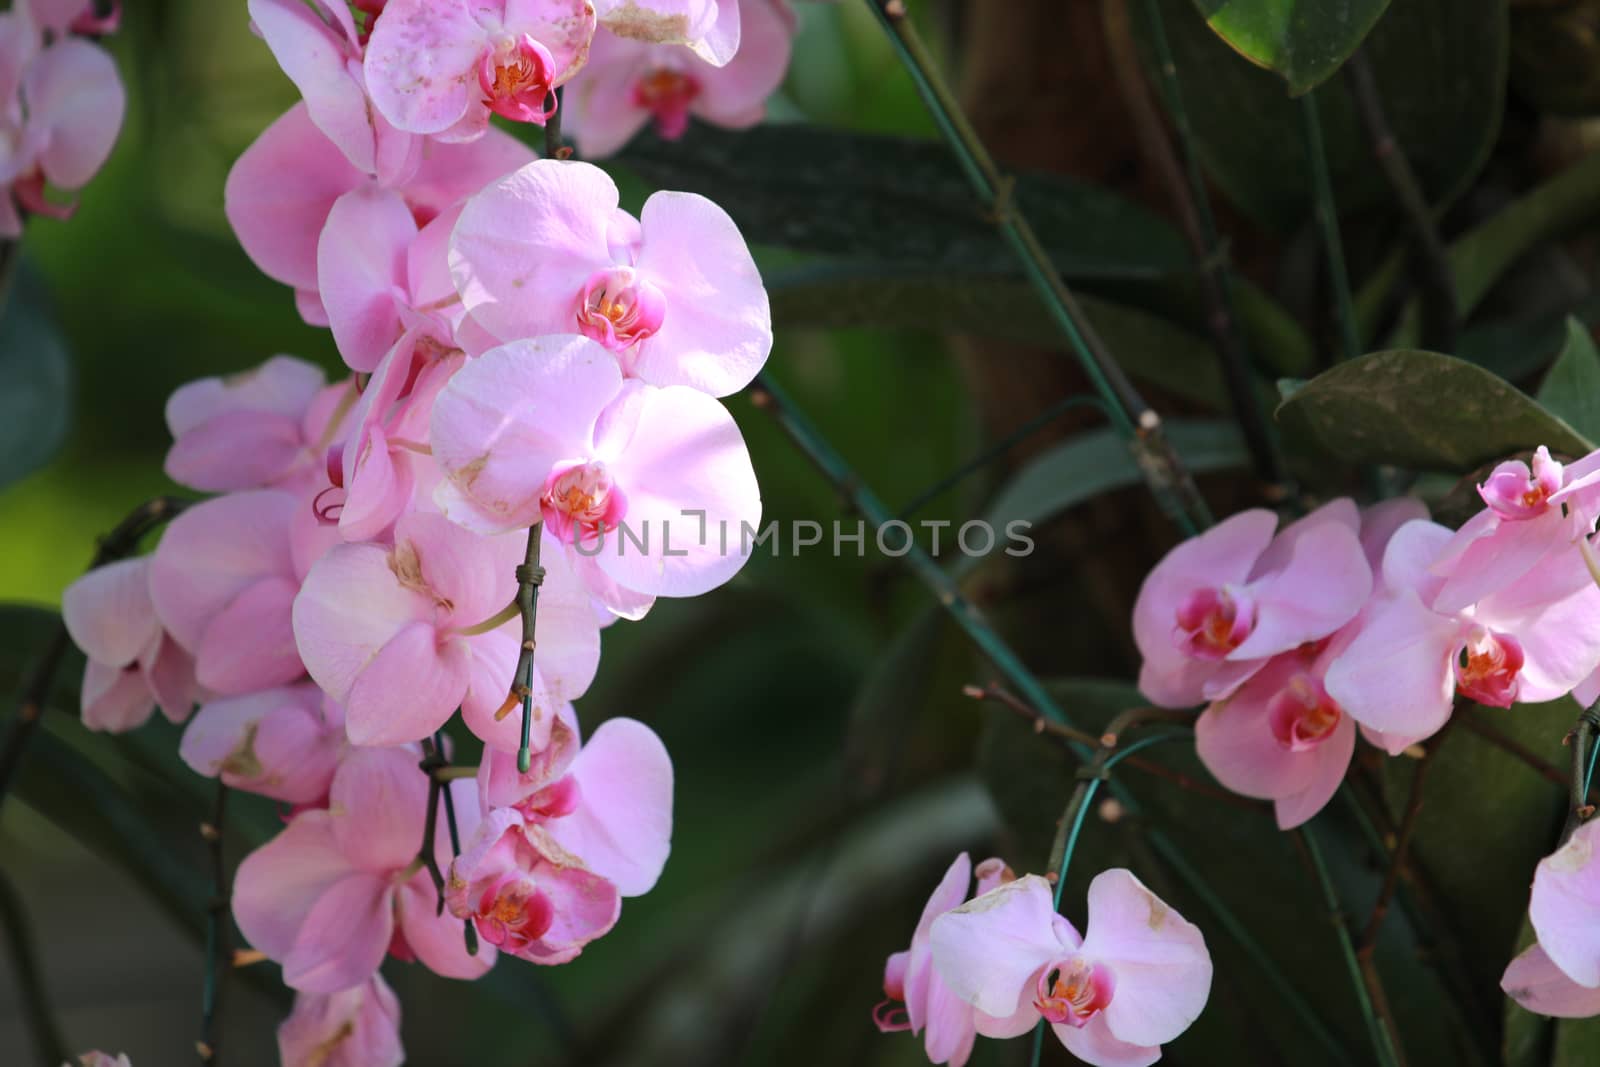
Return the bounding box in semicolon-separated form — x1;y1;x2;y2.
632;67;702;140
1453;627;1524;708
541;461;627;544
478;34;559;125
1173;586;1255;660
1034;957;1115;1028
468;875;555;951
1267;673;1342;751
576;266;667;352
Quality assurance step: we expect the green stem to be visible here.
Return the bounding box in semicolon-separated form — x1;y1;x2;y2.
863;0;1209;537
512;526;545;775
754;373;1351;1064
1299;824;1403;1067
0;868;67;1067
1300;92;1361;361
1562;702;1600;844
199;782;229;1064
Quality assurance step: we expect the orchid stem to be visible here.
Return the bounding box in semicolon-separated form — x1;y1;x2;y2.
432;733;478;956
198;783;230;1065
863;0;1210;537
1300;92;1362;362
1561;702;1600;844
0;496;190;808
0;868;67;1067
753;373;1350;1064
513;525;546;775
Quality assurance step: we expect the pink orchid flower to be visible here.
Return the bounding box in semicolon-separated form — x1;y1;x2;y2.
449;159;771;397
248;0;419;183
1325;517;1600;752
331;333;461;541
164;355;343;493
27;0;120;36
873;852;1018;1067
362;0;596;142
62;556;198;733
292;511;601;748
566;0;793;155
445;808;620;963
71;1054;132;1067
224;102;533;323
1502;820;1600;1018
179;683;346;805
1195;645;1354;829
930;870;1212;1067
233;745;495;993
478;715;673;895
428;334;762;616
148;490;312;697
278;974;404;1067
0;4;123;235
593;0;739;66
1427;446;1600;614
1132;501;1372;709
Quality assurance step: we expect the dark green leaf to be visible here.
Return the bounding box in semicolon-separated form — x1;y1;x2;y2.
841;605;956;800
1195;0;1391;95
1131;0;1506;231
1276;349;1594;470
1535;317;1600;442
0;268;72;490
615;124;1191;278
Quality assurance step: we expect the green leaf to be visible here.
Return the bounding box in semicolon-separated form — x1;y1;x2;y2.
614;124;1191;278
1535;317;1600;442
770;266;1268;412
1361;151;1600;347
0;268;72;491
1130;0;1506;231
1276;349;1594;470
1194;0;1391;95
841;605;958;800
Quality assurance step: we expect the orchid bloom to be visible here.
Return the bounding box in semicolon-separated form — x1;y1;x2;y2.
0;0;124;235
70;1054;132;1067
449;159;772;396
278;974;405;1067
233;746;495;992
593;0;740;66
566;0;794;156
179;683;346;805
61;556;198;733
1325;515;1600;752
931;870;1212;1067
873;852;1018;1067
292;511;601;748
1502;820;1600;1018
224;102;533;324
428;334;762;617
1132;501;1372;709
362;0;597;142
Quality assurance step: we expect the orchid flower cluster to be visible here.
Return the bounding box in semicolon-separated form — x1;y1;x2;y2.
54;0;807;1063
0;0;123;235
873;853;1213;1067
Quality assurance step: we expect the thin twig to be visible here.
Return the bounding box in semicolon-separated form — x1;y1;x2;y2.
545;86;570;160
864;0;1211;537
752;373;1351;1065
1561;702;1600;844
0;868;67;1067
1458;710;1567;787
1344;49;1457;352
509;526;546;774
0;496;190;806
1300;92;1362;362
1114;0;1292;498
1359;723;1450;954
197;783;229;1065
1296;825;1404;1067
421;733;479;954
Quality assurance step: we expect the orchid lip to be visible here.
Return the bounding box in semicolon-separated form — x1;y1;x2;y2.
1033;956;1115;1027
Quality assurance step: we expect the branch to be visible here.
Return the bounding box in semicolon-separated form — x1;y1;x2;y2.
509;525;546;774
1344;49;1457;352
544;86;570;160
197;783;229;1065
1359;723;1451;955
419;734;479;955
0;496;190;807
864;0;1212;537
0;868;67;1067
1110;0;1293;498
